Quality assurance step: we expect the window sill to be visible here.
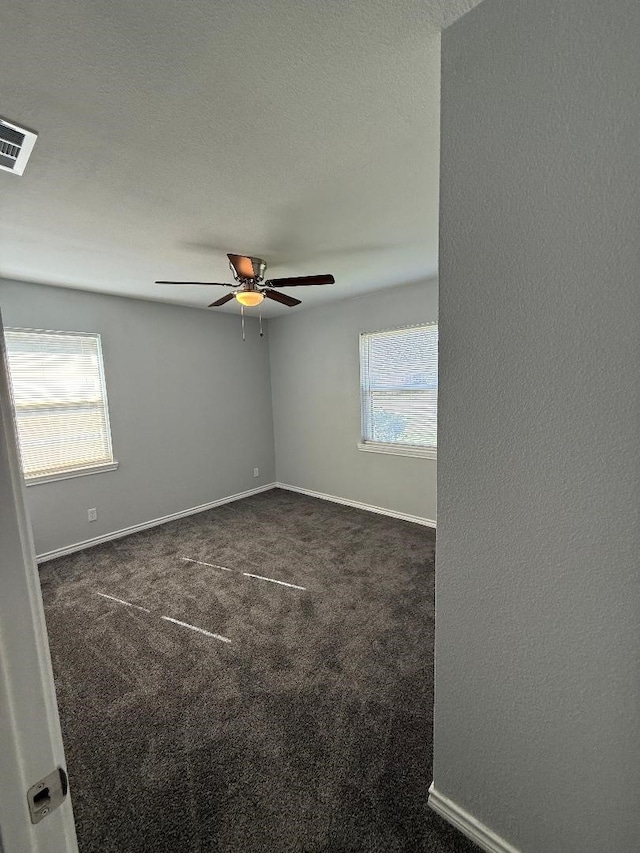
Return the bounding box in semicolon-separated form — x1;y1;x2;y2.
25;461;119;486
357;442;437;460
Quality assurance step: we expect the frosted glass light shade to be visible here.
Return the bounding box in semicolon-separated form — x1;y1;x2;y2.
235;291;264;307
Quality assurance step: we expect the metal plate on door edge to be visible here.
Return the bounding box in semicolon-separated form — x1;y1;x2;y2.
27;767;68;824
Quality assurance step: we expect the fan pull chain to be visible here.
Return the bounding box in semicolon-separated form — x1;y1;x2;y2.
259;306;264;337
241;305;245;341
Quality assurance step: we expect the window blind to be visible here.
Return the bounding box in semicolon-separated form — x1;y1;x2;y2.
4;328;114;480
360;323;438;450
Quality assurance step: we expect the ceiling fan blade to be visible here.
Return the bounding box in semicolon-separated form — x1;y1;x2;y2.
227;254;267;280
266;274;334;287
155;281;233;286
264;289;301;307
208;293;236;307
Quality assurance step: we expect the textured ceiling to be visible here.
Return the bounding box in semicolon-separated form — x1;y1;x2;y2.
0;0;482;316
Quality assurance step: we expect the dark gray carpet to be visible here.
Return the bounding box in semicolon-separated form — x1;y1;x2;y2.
39;489;477;853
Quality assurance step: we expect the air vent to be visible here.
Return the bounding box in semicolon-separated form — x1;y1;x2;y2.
0;118;38;175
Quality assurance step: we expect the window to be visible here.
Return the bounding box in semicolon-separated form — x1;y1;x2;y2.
4;328;117;483
359;323;438;459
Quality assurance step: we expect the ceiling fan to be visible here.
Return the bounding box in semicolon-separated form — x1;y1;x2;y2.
156;253;335;309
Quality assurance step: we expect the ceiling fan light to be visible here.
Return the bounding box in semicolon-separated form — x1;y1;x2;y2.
235;290;264;307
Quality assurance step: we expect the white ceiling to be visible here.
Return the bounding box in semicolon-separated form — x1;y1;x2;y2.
0;0;481;316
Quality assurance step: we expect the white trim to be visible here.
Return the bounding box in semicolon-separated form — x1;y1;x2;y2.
36;483;276;563
25;461;119;486
35;479;435;563
357;441;437;460
428;785;520;853
275;482;436;528
0;311;79;851
358;320;438;338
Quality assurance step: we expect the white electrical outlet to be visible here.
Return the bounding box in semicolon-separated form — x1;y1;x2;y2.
87;508;97;522
253;467;259;478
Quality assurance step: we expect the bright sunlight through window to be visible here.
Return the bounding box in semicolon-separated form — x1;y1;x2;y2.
4;328;116;482
359;323;438;459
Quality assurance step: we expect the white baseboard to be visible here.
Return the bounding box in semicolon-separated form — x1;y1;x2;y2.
36;483;277;563
36;481;434;563
428;784;519;853
275;482;436;528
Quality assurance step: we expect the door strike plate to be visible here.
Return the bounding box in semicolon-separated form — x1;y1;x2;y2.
27;767;68;824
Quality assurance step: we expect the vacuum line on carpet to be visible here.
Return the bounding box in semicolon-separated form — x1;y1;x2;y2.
160;616;232;644
180;557;233;572
96;592;150;612
242;572;306;591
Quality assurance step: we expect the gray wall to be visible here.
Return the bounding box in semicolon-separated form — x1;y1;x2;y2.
269;279;437;522
435;1;640;851
0;279;275;556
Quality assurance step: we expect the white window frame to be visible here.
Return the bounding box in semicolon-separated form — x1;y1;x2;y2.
358;322;437;460
5;327;118;485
